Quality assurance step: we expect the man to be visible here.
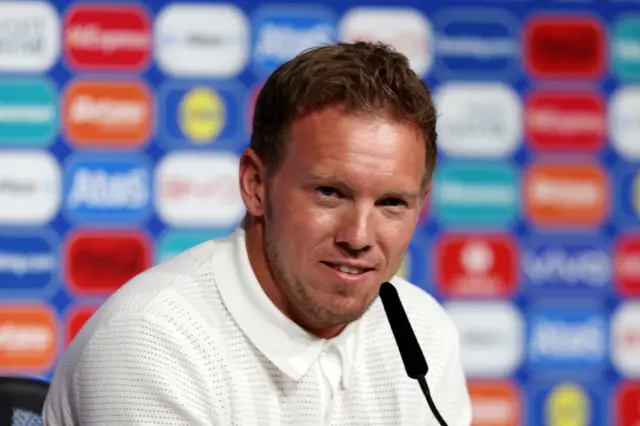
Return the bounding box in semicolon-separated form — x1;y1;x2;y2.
43;41;472;425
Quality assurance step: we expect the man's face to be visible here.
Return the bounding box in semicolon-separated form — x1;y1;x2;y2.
262;106;427;329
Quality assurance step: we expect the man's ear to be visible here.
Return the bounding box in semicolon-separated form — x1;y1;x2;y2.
421;181;432;198
239;148;268;217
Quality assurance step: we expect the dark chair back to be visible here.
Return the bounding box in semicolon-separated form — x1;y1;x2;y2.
0;376;49;426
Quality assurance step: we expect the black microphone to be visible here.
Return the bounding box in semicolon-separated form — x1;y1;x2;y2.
379;281;449;426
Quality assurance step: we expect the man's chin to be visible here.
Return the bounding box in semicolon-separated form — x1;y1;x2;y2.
285;282;377;332
312;294;375;325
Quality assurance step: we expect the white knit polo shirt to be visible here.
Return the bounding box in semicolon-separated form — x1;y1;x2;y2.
43;228;472;425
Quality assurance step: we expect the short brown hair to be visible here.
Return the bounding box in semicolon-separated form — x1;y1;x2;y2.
250;41;438;184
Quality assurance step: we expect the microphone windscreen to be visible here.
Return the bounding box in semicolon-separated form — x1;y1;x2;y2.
379;281;428;379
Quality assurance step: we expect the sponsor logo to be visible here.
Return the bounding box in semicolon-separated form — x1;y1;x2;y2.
530;382;602;426
340;7;433;77
435;83;522;158
65;305;98;345
180;87;225;144
252;5;336;78
155;4;249;77
435;233;517;297
613;235;640;297
156;230;231;263
524;15;605;78
612;302;640;377
0;151;61;225
434;9;519;79
525;91;605;153
160;82;241;150
616;382;640;425
0;79;58;147
155;151;244;227
0;2;60;72
63;154;152;224
0;232;56;296
433;161;519;229
610;87;640;160
467;380;522;426
527;305;607;372
523;236;611;294
64;4;151;72
63;80;152;149
445;301;524;377
546;383;591;426
523;162;608;228
612;17;640;80
65;229;151;296
0;304;57;372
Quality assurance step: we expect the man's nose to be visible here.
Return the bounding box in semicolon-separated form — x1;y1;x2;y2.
335;207;374;254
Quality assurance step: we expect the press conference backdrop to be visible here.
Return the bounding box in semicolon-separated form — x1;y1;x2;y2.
0;0;639;424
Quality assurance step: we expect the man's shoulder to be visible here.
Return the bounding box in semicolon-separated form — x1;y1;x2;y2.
62;238;229;357
46;237;235;412
100;239;218;315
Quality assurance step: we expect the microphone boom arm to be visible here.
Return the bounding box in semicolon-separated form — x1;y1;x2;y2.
418;376;448;426
379;281;449;426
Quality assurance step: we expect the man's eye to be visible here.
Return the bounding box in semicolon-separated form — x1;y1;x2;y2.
317;186;339;197
380;198;407;208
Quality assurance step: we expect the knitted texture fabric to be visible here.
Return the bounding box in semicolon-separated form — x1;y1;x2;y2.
44;233;472;426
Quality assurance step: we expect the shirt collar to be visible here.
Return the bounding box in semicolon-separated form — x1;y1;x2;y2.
212;227;363;389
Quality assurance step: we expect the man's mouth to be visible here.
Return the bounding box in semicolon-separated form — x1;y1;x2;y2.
321;262;374;275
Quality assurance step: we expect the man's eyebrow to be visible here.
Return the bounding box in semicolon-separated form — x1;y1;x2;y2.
382;189;420;200
307;172;357;192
